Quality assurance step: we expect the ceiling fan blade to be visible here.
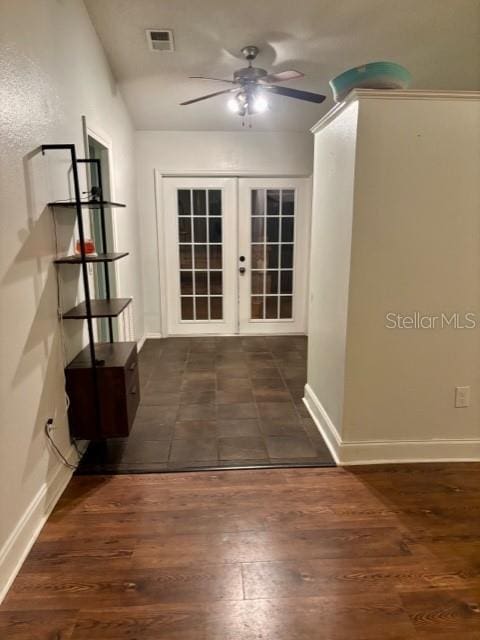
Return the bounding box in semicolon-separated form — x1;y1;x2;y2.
189;76;235;84
265;85;326;104
180;88;235;106
261;70;304;83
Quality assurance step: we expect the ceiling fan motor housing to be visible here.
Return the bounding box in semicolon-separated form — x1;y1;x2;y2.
241;45;259;61
233;66;268;84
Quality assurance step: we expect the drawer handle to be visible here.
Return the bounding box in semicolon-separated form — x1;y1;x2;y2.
129;361;137;372
130;386;137;395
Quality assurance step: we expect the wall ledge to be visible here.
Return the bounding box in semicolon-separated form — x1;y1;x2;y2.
0;447;76;604
304;384;480;465
311;88;480;134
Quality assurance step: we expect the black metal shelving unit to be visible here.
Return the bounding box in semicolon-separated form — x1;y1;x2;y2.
43;144;138;440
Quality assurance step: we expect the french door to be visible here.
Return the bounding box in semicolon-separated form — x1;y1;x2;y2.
162;176;309;335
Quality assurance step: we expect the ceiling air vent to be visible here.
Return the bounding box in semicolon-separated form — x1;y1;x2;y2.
146;29;174;52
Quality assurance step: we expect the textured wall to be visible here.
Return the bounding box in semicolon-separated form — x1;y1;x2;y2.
0;0;143;596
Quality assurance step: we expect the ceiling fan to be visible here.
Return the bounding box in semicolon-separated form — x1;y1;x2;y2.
180;45;326;117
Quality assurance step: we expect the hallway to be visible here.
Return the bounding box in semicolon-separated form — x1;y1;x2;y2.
78;336;333;472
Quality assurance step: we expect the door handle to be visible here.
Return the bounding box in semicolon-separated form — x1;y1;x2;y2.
239;267;246;274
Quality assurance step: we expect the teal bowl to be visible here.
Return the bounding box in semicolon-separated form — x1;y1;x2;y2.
329;61;411;102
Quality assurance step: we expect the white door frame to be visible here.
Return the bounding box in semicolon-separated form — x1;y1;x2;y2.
81;117;134;342
154;170;312;337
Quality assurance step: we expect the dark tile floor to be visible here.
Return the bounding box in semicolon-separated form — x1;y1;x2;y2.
77;336;334;473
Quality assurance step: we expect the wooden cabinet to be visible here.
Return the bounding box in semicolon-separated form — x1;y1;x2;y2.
65;342;140;439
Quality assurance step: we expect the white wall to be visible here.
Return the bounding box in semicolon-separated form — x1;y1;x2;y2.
307;103;358;438
0;0;143;600
306;91;480;464
135;130;314;334
344;95;480;444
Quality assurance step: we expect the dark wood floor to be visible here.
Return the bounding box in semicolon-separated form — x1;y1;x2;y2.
2;463;480;638
78;336;333;473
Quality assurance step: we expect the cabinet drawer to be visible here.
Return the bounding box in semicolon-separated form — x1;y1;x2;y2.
125;348;139;390
126;374;140;428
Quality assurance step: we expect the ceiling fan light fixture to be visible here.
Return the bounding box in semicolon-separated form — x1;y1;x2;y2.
252;94;268;113
227;96;240;113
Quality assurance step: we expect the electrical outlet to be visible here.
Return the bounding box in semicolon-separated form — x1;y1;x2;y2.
455;386;470;408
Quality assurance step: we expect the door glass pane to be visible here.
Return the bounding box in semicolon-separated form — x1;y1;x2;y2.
282;190;294;215
178;217;191;243
179;245;192;269
266;218;279;242
251;296;264;319
195;271;208;294
280;270;293;294
251;218;265;242
251;189;265;215
208;218;222;243
209;245;222;269
281;245;293;269
249;188;296;321
280;296;293;319
194;245;208;269
208;190;221;215
196;297;208;319
251;271;264;295
178;190;191;215
251;245;265;269
266;190;280;215
193;190;206;215
281;218;294;242
181;297;194;320
265;296;278;319
193;218;207;243
177;188;224;321
265;271;279;295
210;297;222;319
180;271;193;295
266;245;278;268
210;271;222;294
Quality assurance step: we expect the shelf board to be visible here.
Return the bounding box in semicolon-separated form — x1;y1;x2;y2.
48;200;126;209
54;252;129;264
63;298;132;319
66;341;137;369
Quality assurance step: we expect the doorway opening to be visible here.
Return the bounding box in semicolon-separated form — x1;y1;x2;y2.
76;174;334;474
86;134;118;342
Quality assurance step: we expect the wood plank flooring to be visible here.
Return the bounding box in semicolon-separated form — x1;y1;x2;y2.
2;463;480;638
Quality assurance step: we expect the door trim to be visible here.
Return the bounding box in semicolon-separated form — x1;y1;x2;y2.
81;116;134;341
154;170;312;337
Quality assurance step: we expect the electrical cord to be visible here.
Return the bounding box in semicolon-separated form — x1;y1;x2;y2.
45;419;78;470
50;188;99;204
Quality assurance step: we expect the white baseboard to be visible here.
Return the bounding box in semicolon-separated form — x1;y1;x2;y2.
303;384;480;465
0;446;76;604
303;384;342;464
137;333;164;351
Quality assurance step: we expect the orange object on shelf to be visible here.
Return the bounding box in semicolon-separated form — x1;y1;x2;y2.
75;239;96;255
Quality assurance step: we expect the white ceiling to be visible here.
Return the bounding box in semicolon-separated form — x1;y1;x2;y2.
84;0;480;132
